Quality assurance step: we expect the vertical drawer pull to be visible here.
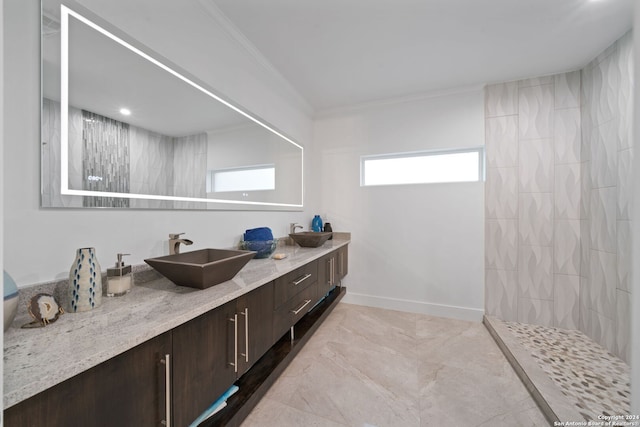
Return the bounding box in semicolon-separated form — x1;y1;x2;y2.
240;308;249;363
228;314;238;373
160;354;171;427
292;273;312;286
290;299;312;315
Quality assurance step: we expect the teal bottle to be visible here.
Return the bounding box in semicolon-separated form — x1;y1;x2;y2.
312;215;323;232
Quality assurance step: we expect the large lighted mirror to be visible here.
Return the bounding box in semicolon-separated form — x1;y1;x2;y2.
41;1;304;210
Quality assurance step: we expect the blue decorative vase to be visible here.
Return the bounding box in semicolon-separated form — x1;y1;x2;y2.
67;248;102;312
312;215;323;232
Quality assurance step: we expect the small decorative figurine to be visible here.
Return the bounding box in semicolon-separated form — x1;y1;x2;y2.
21;294;65;328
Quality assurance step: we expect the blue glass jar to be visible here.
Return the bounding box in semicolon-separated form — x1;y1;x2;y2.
312;215;323;232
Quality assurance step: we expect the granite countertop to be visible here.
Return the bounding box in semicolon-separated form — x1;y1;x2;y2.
3;237;350;409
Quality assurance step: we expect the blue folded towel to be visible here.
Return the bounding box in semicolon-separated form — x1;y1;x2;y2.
189;384;239;427
244;227;273;241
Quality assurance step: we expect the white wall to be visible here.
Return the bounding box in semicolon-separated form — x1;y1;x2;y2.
1;0;5;416
3;0;317;286
314;89;485;321
631;2;640;415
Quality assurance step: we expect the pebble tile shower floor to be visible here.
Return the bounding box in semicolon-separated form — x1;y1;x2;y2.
505;321;631;421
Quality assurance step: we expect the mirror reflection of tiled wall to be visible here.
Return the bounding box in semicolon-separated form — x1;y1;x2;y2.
485;31;633;362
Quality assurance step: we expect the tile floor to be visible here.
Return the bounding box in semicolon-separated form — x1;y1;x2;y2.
241;303;548;427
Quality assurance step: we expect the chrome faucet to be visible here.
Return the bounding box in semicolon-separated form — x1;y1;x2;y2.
169;233;193;255
290;223;303;234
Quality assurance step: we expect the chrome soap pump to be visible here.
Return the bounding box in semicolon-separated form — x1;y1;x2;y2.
106;253;133;297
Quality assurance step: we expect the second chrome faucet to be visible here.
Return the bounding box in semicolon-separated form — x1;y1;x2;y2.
169;233;193;255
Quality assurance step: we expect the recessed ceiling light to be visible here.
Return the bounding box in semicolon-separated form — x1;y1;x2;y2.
119;108;131;116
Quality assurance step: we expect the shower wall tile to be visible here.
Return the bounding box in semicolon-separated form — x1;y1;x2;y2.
554;71;581;109
519;76;553;88
518;297;553;327
554;163;581;219
580;161;591;219
485;167;518;219
589;250;617;319
485;219;518;270
580;220;590;278
581;63;600;127
554;220;581;275
615;289;631;363
617;148;633;220
484;33;632;361
519;138;554;192
553;274;580;329
485;116;518;167
579;277;591;336
485;269;518;322
590;187;617;253
618;40;634;151
616;220;631;292
519;193;553;246
597;55;620;127
485;82;518;117
518;245;553;300
591;310;616;355
590;120;618;188
519;84;554;140
554;108;581;164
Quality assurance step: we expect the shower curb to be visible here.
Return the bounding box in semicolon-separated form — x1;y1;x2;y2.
483;315;584;425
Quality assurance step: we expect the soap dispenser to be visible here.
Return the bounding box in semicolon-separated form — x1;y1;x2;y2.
106;253;132;297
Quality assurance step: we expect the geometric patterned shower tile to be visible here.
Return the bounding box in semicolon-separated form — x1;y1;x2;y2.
505;321;630;421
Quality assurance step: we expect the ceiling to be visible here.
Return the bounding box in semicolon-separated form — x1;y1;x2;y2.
211;0;634;113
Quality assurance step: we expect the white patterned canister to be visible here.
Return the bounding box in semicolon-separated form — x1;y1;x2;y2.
67;248;102;312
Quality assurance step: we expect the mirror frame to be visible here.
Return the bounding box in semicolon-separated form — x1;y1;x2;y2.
41;1;304;210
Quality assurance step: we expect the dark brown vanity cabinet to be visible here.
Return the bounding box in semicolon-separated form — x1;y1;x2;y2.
318;244;348;299
172;282;274;427
235;282;274;376
172;299;238;427
337;245;349;281
4;245;348;427
272;261;318;341
4;332;173;427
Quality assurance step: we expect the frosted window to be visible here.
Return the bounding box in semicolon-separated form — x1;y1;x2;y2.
208;166;275;193
361;148;484;186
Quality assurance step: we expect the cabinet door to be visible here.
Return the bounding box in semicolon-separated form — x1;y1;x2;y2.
172;300;237;427
337;245;349;281
317;252;335;299
4;332;172;427
236;282;274;376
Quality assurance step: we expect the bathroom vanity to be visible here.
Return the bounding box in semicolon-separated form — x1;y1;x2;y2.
3;237;349;426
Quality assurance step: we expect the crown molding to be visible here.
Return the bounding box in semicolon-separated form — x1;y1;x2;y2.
315;83;485;119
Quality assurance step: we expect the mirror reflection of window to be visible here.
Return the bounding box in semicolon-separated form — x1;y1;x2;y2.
207;166;276;193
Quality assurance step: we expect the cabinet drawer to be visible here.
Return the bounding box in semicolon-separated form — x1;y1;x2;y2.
273;283;317;340
274;261;318;309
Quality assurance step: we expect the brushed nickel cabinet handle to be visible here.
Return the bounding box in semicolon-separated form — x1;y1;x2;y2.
160;354;171;427
240;308;249;363
292;273;312;286
290;299;312;315
329;258;335;286
228;314;238;373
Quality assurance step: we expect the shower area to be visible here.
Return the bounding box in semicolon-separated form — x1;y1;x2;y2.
484;31;633;422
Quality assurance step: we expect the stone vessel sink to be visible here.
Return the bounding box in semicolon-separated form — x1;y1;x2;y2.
144;249;256;289
289;232;332;248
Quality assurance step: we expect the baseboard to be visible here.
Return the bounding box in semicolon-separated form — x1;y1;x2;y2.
341;292;484;322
